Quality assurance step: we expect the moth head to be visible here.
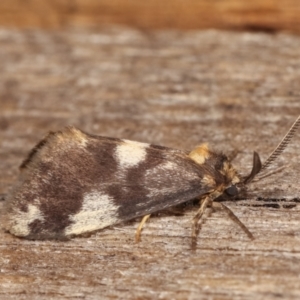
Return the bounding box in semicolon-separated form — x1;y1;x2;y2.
222;151;262;199
220;159;242;198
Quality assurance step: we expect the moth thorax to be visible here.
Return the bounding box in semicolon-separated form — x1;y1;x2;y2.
189;144;240;185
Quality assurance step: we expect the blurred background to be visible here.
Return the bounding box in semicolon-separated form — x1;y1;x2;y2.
1;0;300;32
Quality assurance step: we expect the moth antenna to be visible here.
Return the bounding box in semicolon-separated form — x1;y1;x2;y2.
260;115;300;173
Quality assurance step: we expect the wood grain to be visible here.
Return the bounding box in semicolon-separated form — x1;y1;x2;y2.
0;0;300;32
0;27;300;299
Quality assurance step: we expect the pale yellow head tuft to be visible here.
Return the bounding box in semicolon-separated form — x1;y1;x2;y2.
188;143;211;165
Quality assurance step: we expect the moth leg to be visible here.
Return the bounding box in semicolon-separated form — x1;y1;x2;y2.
135;214;151;243
192;196;212;241
212;202;254;239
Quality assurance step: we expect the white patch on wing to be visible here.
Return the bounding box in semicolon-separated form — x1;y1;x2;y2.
7;203;44;237
65;191;119;236
115;139;149;168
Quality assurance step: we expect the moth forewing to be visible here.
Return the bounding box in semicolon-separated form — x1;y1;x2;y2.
2;127;219;239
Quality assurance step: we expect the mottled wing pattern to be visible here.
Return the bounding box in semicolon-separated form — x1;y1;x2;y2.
3;127;217;239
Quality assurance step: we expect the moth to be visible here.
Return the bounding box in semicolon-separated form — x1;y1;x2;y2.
2;115;300;242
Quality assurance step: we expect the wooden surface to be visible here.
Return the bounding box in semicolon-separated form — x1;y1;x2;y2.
1;0;300;32
0;27;300;299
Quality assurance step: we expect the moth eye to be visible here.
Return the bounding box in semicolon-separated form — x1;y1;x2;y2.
225;185;238;197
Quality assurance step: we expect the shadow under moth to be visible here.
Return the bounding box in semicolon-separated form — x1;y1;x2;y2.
2;115;300;242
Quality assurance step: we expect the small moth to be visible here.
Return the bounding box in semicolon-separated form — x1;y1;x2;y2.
2;116;300;241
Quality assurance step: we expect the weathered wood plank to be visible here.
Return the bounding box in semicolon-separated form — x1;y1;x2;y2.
0;27;300;299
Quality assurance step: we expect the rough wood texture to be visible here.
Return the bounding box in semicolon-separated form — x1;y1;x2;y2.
0;27;300;299
1;0;300;32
